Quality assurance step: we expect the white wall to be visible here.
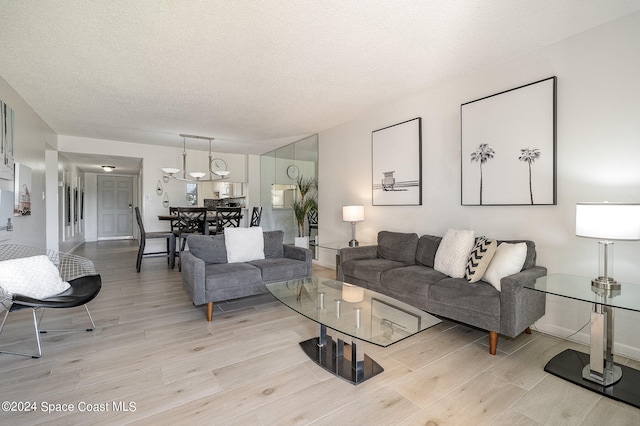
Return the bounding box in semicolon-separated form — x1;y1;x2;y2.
0;76;57;249
318;12;640;359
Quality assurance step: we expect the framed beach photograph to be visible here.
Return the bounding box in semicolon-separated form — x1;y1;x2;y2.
461;77;557;206
372;117;422;206
14;163;32;216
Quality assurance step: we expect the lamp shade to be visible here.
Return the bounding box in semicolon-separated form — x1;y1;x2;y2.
161;167;180;175
576;202;640;240
342;205;364;222
189;172;206;179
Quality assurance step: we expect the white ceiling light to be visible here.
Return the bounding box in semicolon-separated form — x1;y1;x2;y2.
161;134;230;183
101;165;115;172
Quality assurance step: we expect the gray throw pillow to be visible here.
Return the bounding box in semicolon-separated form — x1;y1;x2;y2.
264;230;284;258
187;235;227;264
416;234;442;268
377;231;418;264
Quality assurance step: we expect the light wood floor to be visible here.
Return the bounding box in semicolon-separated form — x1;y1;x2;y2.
1;241;640;425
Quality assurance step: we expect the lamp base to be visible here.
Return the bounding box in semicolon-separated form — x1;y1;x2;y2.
592;276;621;291
348;239;359;247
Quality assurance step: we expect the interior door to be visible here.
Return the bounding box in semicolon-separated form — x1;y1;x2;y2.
97;175;133;240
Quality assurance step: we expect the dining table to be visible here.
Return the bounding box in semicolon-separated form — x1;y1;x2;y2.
158;208;243;268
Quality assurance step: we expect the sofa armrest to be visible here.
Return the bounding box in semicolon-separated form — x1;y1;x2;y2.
181;251;207;306
339;245;378;262
337;245;379;280
284;244;313;277
499;266;547;337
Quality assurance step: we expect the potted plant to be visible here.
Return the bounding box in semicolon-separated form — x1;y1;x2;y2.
292;175;317;248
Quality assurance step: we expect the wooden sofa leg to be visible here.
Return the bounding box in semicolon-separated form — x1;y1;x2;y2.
525;327;532;334
489;331;498;355
207;302;213;322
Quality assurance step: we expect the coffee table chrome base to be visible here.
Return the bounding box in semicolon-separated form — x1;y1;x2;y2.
299;325;383;385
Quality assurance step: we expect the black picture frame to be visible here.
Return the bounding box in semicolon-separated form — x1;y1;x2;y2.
461;77;557;206
372;117;422;206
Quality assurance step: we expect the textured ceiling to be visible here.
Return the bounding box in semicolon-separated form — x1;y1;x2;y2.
1;0;640;157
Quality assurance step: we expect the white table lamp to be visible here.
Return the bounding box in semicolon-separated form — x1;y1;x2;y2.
343;205;364;247
576;202;640;290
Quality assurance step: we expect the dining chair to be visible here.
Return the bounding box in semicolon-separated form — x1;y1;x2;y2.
212;207;242;234
173;207;209;270
135;207;174;272
0;244;102;358
250;207;262;227
307;207;318;238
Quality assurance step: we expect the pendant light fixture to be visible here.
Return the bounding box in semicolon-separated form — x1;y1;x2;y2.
161;134;230;182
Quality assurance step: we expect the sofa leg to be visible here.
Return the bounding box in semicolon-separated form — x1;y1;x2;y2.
489;331;498;355
525;327;532;334
207;302;213;322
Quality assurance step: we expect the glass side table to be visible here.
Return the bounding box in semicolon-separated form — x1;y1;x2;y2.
310;241;373;279
526;274;640;408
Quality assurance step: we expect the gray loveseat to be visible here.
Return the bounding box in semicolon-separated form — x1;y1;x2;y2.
339;231;546;354
181;230;312;321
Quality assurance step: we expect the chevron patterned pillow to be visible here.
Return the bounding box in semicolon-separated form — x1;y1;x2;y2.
465;237;498;283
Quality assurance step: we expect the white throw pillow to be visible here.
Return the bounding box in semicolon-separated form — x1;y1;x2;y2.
434;229;476;278
482;242;528;291
0;255;71;299
224;227;266;263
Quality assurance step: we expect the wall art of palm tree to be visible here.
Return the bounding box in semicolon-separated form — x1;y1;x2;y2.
470;143;495;205
461;76;556;205
519;148;541;204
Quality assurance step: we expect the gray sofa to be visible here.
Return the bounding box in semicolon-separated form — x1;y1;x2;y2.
181;230;312;321
339;231;546;354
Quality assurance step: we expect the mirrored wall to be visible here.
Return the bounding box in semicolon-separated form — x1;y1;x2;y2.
260;135;318;245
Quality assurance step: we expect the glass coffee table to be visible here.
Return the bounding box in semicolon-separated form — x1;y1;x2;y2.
266;277;441;385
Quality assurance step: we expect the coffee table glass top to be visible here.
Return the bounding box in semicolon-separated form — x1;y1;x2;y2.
266;277;441;347
526;274;640;312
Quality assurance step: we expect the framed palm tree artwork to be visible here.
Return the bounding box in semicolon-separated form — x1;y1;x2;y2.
461;77;557;205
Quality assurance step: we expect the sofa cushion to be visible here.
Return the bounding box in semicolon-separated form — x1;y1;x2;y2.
415;235;442;267
342;258;406;285
428;277;501;318
465;237;498;283
427;277;501;332
483;242;527;291
264;230;285;258
203;262;262;296
377;231;418;264
434;229;475;278
225;227;265;263
249;258;309;283
380;265;447;309
187;234;227;264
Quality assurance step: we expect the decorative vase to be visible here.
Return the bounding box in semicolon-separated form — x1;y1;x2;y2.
294;236;309;249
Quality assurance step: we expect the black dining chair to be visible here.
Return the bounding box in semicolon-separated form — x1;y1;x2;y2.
173;207;209;270
308;207;318;239
0;244;102;358
135;207;174;273
250;207;262;227
212;207;242;234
